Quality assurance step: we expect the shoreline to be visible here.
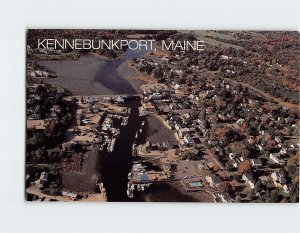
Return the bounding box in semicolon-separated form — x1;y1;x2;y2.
125;60;157;84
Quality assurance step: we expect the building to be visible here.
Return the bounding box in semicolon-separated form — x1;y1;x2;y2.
183;134;195;146
206;174;222;188
115;96;125;104
62;191;78;200
251;159;262;167
177;127;190;138
269;153;285;165
242;173;255;189
271;172;287;186
215;193;233;203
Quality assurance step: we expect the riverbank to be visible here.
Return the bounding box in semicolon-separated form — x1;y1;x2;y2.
133;181;214;202
125;60;157;85
168;181;215;202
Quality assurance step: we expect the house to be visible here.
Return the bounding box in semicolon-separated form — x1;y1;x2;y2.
242;173;255;189
189;147;200;157
50;105;61;114
40;172;49;182
283;184;290;194
251;159;262;167
50;112;58;120
86;97;95;105
271;172;286;186
229;153;236;160
35;172;49;189
103;97;112;102
230;160;238;168
257;144;263;151
197;163;208;172
247;136;256;145
215;146;222;153
269;153;285;165
28;113;41;120
183;134;195;146
150;93;163;100
197;119;207;126
215;193;232;203
62;191;78;200
115;96;125;104
237;155;245;163
178;127;190;138
275;136;282;144
206;174;222;188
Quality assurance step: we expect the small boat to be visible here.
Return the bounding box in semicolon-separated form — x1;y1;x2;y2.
127;189;133;198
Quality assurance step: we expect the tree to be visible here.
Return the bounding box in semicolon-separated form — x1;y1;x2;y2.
35;85;46;95
247;188;255;199
213;164;221;172
218;182;229;193
238;160;251;174
254;180;261;192
270;189;280;203
287;164;297;179
225;161;236;171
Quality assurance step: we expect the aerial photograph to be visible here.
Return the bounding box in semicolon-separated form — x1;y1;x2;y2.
25;29;299;203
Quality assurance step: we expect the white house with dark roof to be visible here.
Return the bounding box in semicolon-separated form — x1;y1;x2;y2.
251;159;262;167
242;173;255;189
269;153;285;165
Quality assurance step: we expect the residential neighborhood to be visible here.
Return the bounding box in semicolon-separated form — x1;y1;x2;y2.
26;30;299;203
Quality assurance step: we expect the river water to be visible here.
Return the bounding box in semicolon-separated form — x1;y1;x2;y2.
99;100;142;201
93;47;149;94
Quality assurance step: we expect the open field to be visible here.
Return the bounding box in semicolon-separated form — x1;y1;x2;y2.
179;30;244;50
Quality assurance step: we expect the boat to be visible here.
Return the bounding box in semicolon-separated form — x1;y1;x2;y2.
132;143;136;149
127;189;133;198
107;138;116;153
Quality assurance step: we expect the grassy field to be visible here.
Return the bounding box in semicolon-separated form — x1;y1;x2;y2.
179;30;244;50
